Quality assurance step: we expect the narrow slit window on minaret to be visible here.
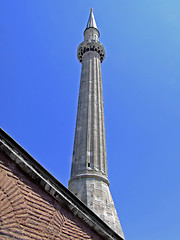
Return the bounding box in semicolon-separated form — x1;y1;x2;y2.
88;162;90;167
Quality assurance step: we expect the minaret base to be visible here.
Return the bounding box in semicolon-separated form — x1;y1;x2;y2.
69;178;124;238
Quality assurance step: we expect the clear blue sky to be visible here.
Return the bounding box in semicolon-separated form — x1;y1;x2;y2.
1;1;180;239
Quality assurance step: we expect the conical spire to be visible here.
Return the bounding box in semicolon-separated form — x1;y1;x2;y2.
86;8;98;30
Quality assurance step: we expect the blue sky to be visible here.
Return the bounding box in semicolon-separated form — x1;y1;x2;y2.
1;1;180;239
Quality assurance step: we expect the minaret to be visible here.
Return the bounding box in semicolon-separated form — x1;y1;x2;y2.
68;9;124;238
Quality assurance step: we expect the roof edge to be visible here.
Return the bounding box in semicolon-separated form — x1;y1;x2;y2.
0;128;124;240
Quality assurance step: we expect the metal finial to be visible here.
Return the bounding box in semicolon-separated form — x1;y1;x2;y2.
91;8;93;13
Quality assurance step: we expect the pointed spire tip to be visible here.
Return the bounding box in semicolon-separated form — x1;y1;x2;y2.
86;8;98;30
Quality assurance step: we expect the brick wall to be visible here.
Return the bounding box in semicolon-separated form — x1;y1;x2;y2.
0;151;103;240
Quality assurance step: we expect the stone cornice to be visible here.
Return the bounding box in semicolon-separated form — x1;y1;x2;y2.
0;128;124;240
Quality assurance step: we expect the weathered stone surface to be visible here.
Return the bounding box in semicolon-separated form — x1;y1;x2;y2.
69;11;124;239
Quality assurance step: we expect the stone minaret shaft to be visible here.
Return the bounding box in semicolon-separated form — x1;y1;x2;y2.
69;9;124;238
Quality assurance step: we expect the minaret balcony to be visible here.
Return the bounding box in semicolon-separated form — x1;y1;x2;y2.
77;40;105;63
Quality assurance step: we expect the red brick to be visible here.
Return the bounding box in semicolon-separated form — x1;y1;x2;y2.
0;154;103;240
